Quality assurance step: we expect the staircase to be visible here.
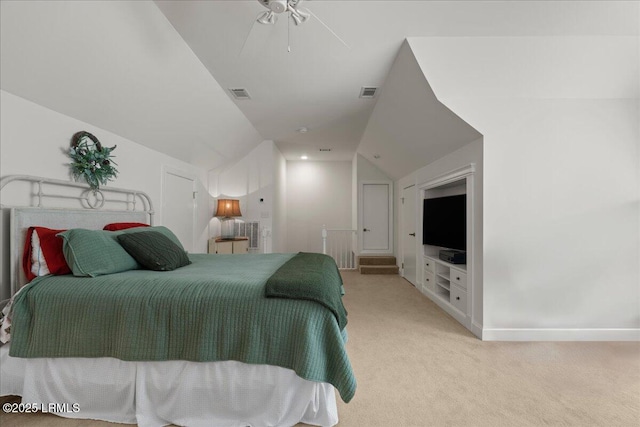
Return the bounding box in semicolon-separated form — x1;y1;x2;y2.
358;256;399;275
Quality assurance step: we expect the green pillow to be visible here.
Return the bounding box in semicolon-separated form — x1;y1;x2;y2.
117;230;191;271
58;229;139;277
119;225;185;250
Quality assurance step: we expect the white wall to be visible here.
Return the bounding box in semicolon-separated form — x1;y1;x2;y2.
273;144;287;253
286;161;352;253
356;154;391;183
0;91;211;300
409;36;639;339
210;140;287;253
213;149;351;255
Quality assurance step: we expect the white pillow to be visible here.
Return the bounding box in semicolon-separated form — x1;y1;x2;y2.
30;230;51;277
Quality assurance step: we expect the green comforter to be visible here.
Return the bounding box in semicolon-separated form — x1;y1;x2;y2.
9;253;356;402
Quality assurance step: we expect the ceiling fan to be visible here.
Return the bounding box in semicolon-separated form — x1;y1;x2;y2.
257;0;309;26
246;0;349;51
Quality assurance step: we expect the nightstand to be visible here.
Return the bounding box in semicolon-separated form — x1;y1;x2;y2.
208;237;249;254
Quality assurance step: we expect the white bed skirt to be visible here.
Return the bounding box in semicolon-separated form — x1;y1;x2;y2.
0;344;338;427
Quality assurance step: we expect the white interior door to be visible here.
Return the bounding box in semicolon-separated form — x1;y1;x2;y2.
402;185;417;286
163;169;195;252
362;183;391;252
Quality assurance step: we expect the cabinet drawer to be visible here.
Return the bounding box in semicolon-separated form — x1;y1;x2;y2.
451;269;467;289
424;258;435;273
423;271;435;292
450;284;467;313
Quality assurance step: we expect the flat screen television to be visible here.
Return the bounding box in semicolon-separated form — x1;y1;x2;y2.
423;195;466;251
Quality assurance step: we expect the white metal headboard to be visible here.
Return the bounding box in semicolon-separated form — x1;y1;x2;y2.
0;175;154;216
1;175;155;299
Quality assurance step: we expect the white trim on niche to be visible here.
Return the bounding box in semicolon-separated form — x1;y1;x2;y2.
418;163;479;337
482;328;640;342
418;163;476;191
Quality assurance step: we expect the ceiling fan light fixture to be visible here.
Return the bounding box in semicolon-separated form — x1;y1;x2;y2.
290;9;310;26
268;0;288;13
257;10;277;25
253;0;351;49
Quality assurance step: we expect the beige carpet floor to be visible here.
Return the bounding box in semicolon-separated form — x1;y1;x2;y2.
2;271;639;426
334;272;639;427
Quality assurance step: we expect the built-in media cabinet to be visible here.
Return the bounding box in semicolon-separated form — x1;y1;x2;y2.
419;165;477;337
420;177;471;329
423;256;467;321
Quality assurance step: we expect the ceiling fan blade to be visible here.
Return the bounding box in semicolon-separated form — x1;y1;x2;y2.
302;8;350;49
239;12;268;57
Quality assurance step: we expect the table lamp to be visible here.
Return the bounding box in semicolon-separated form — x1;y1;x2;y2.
215;199;242;239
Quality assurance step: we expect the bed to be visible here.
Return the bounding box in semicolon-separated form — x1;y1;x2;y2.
0;176;355;427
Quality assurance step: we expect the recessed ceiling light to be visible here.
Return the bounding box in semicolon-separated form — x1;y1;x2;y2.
301;155;308;160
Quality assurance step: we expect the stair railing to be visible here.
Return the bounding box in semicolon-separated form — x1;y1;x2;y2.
322;225;357;270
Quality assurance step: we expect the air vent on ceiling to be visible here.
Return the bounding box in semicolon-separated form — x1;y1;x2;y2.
359;87;378;99
319;148;332;152
229;88;251;100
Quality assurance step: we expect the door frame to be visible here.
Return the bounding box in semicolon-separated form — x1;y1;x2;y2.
358;180;393;255
161;165;197;252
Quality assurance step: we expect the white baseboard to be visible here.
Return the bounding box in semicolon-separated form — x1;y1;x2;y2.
482;328;640;342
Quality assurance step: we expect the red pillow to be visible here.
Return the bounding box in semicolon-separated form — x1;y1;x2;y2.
103;222;150;231
22;226;71;281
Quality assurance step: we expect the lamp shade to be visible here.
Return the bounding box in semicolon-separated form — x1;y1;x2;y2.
215;199;242;218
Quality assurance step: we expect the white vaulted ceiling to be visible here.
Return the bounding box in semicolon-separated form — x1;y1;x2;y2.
155;0;638;162
0;0;263;170
2;1;638;168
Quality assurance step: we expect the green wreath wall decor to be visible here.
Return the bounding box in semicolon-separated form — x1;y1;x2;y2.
69;131;118;190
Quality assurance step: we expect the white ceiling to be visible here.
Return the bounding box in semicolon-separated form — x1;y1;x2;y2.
0;0;263;170
155;0;638;162
358;41;482;179
1;1;637;169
